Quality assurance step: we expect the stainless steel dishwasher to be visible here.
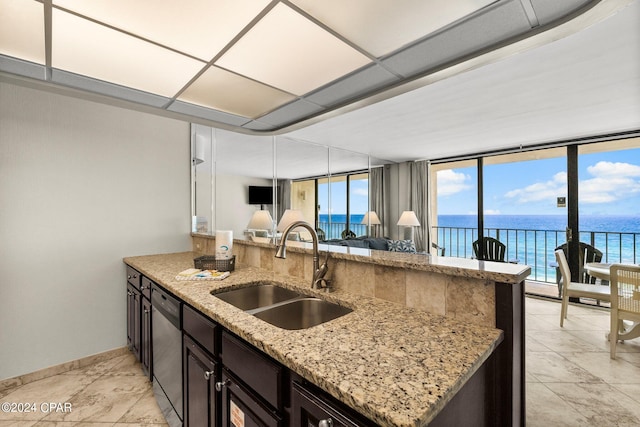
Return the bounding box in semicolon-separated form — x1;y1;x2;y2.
151;284;183;427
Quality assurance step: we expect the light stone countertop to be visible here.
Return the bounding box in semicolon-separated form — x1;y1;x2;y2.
124;251;504;427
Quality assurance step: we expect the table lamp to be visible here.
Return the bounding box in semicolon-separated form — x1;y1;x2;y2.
397;211;420;241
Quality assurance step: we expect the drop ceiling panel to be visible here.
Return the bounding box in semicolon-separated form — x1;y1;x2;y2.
216;3;371;95
178;66;296;118
52;0;271;61
291;0;496;57
51;9;206;97
382;0;533;78
0;0;45;65
51;69;171;107
306;63;399;107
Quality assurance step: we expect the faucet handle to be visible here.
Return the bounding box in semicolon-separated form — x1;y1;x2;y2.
314;278;333;292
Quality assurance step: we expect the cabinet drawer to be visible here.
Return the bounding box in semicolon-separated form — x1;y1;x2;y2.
140;276;153;300
222;369;282;427
222;332;282;410
184;305;218;356
126;266;141;289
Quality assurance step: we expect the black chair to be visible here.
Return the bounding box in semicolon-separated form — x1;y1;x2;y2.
316;228;326;241
431;242;445;256
472;237;506;262
341;229;356;239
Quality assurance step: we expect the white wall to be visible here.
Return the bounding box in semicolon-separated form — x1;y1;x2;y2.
0;80;191;380
215;174;273;238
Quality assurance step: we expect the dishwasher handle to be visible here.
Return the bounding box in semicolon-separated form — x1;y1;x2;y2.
151;284;181;328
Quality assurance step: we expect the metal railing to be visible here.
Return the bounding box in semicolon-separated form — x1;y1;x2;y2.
432;226;640;283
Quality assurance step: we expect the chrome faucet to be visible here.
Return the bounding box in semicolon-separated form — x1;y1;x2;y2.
274;220;330;290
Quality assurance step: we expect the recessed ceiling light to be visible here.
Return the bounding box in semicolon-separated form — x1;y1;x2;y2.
51;9;206;97
52;0;271;61
216;3;371;95
0;0;45;64
178;66;296;118
291;0;496;57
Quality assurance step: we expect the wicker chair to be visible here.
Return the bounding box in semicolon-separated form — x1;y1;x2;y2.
554;242;604;298
609;264;640;359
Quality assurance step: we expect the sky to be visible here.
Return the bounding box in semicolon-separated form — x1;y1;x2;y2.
437;146;640;217
317;177;369;216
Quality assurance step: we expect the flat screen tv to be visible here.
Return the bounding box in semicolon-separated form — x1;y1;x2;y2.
248;186;273;205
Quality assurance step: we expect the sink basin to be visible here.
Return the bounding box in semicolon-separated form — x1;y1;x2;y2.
253;298;352;330
213;282;301;311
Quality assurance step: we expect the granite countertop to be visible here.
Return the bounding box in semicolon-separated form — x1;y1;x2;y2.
124;251;503;427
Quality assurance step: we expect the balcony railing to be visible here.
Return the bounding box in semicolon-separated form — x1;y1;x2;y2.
432;226;640;283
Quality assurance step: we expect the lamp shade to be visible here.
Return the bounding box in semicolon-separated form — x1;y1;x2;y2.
277;209;305;231
361;211;381;225
247;210;273;230
397;210;420;227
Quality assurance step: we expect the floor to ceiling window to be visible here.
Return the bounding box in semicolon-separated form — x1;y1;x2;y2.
430;135;640;298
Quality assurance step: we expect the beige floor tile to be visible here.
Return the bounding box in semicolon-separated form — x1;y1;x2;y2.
525;298;562;315
104;355;147;377
41;375;150;424
62;354;137;379
545;382;640;426
526;382;590;427
560;351;640;384
0;421;38;426
528;330;603;353
527;351;602;384
610;384;640;404
116;388;165;424
526;314;560;331
526;334;553;352
617;351;640;367
0;375;96;422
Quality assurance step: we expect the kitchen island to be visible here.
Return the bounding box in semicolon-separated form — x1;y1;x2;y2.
125;251;507;426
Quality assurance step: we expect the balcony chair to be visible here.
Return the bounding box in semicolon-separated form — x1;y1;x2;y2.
609;264;640;359
554;242;604;298
432;242;445;256
555;249;611;327
316;228;326;241
341;229;356;239
472;237;506;262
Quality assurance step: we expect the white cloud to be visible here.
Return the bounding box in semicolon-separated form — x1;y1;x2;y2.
505;172;567;203
352;188;369;197
437;169;472;196
504;161;640;205
484;209;501;215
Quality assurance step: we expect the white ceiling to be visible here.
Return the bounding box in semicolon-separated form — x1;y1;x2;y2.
287;0;640;162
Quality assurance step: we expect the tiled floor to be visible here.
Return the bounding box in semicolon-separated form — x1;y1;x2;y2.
526;296;640;426
1;297;639;426
0;353;166;426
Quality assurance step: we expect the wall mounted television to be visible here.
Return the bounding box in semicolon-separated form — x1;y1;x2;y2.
248;186;273;205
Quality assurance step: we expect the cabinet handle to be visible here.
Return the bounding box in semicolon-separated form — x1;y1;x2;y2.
144;309;150;314
127;291;132;296
127;275;132;280
204;370;215;381
319;418;333;427
140;284;146;290
215;379;229;392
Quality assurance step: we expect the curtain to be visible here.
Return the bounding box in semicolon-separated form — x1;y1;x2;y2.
409;160;430;253
369;166;385;238
276;179;291;223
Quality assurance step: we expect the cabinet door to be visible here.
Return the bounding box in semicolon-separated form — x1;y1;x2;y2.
220;370;281;427
184;335;217;427
141;296;152;380
126;283;141;361
291;382;374;427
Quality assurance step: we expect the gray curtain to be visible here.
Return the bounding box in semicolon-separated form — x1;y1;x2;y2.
409;160;430;253
276;179;291;223
369;167;385;238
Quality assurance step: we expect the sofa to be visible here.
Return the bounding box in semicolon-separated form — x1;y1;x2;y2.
321;236;418;253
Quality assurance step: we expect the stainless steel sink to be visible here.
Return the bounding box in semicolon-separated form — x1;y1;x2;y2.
253;297;352;330
212;282;302;311
213;283;352;329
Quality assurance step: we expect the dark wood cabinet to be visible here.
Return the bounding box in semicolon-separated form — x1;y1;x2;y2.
291;381;375;427
220;369;282;427
126;283;141;361
183;335;218;427
141;296;152;379
126;266;151;380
